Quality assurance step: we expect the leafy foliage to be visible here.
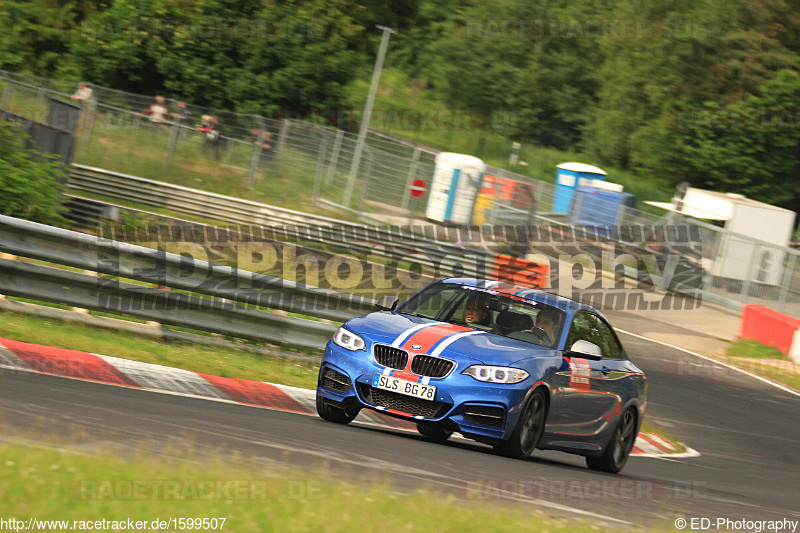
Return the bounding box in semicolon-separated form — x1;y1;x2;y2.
0;121;67;225
68;0;362;113
4;0;800;207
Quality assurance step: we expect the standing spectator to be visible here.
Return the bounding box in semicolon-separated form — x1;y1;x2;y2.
171;100;191;126
70;82;95;106
141;95;169;124
69;82;97;139
170;100;192;142
198;114;223;160
251;128;274;167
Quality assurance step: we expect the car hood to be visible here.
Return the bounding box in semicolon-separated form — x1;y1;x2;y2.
345;312;556;366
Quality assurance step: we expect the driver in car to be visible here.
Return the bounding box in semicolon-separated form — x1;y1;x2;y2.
464;294;493;330
534;308;559;344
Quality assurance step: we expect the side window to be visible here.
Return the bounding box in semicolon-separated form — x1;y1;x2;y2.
566;311;598;349
594;317;623;360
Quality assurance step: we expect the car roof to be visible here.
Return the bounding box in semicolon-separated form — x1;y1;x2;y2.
438;277;604;318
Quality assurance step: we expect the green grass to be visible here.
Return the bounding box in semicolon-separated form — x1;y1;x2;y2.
726;339;792;360
722;339;800;391
0;441;646;532
0;309;320;389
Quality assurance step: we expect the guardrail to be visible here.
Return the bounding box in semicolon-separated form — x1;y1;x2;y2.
65;165;800;317
0;215;380;351
67;164;507;279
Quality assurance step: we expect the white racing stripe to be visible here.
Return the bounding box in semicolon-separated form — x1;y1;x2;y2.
617;328;800;398
429;330;484;357
391;322;445;348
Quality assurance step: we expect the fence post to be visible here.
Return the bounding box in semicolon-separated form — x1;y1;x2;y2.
164;107;181;173
357;147;374;216
277;119;290;156
400;147;421;213
313;127;328;204
739;242;760;305
77;99;96;159
325;129;344;186
776;251;796;313
247;116;265;188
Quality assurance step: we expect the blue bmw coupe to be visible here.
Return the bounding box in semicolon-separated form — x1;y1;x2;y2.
316;278;646;473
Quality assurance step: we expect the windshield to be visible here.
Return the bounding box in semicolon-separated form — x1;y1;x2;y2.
397;283;565;348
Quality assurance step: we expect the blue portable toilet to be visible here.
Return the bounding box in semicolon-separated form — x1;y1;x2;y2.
570;186;636;226
552;162;607;213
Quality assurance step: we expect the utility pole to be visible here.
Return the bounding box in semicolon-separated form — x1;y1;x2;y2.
343;25;396;208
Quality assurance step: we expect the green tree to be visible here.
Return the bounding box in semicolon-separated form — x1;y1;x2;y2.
657;70;800;208
69;0;363;114
0;121;67;225
419;0;604;148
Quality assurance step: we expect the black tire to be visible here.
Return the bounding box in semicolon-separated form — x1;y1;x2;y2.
417;422;453;443
316;394;359;425
586;407;637;474
495;389;547;459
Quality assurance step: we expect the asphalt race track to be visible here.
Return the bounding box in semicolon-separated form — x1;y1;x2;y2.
1;309;798;527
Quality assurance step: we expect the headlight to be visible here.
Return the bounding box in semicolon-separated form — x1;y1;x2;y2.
332;327;366;351
462;365;529;384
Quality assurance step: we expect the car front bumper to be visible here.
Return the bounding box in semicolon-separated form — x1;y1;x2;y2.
316;341;535;442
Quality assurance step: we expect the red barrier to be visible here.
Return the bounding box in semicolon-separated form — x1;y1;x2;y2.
491;255;549;289
739;304;800;354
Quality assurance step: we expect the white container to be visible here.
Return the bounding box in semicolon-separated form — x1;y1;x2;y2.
646;188;796;285
425;152;486;224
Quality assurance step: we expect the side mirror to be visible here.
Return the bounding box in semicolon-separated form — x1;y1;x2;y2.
375;295;399;311
567;340;602;361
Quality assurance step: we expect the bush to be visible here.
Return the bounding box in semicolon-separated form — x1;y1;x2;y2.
0;120;67;225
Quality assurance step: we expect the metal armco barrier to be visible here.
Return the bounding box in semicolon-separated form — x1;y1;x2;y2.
0;214;381;350
0;259;337;351
0;214;376;322
66;165;505;279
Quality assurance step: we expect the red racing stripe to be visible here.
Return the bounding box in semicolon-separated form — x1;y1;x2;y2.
197;373;307;413
0;338;140;387
400;323;472;354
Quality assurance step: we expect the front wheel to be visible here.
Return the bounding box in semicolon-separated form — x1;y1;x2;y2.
316;394;359;424
586;407;637;474
495;389;547;459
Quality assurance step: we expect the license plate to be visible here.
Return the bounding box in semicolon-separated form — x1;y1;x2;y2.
372;373;436;401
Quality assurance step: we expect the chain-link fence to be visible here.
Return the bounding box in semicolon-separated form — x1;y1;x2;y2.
2;70;799;316
0;69;668;226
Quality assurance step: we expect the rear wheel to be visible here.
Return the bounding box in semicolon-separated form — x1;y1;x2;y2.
417;422;453;443
316;394;359;424
586;407;637;474
495;389;547;459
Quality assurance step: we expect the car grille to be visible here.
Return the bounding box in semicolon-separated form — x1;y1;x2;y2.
357;383;451;419
462;405;505;428
321;367;351;392
410;354;455;378
373;344;408;370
